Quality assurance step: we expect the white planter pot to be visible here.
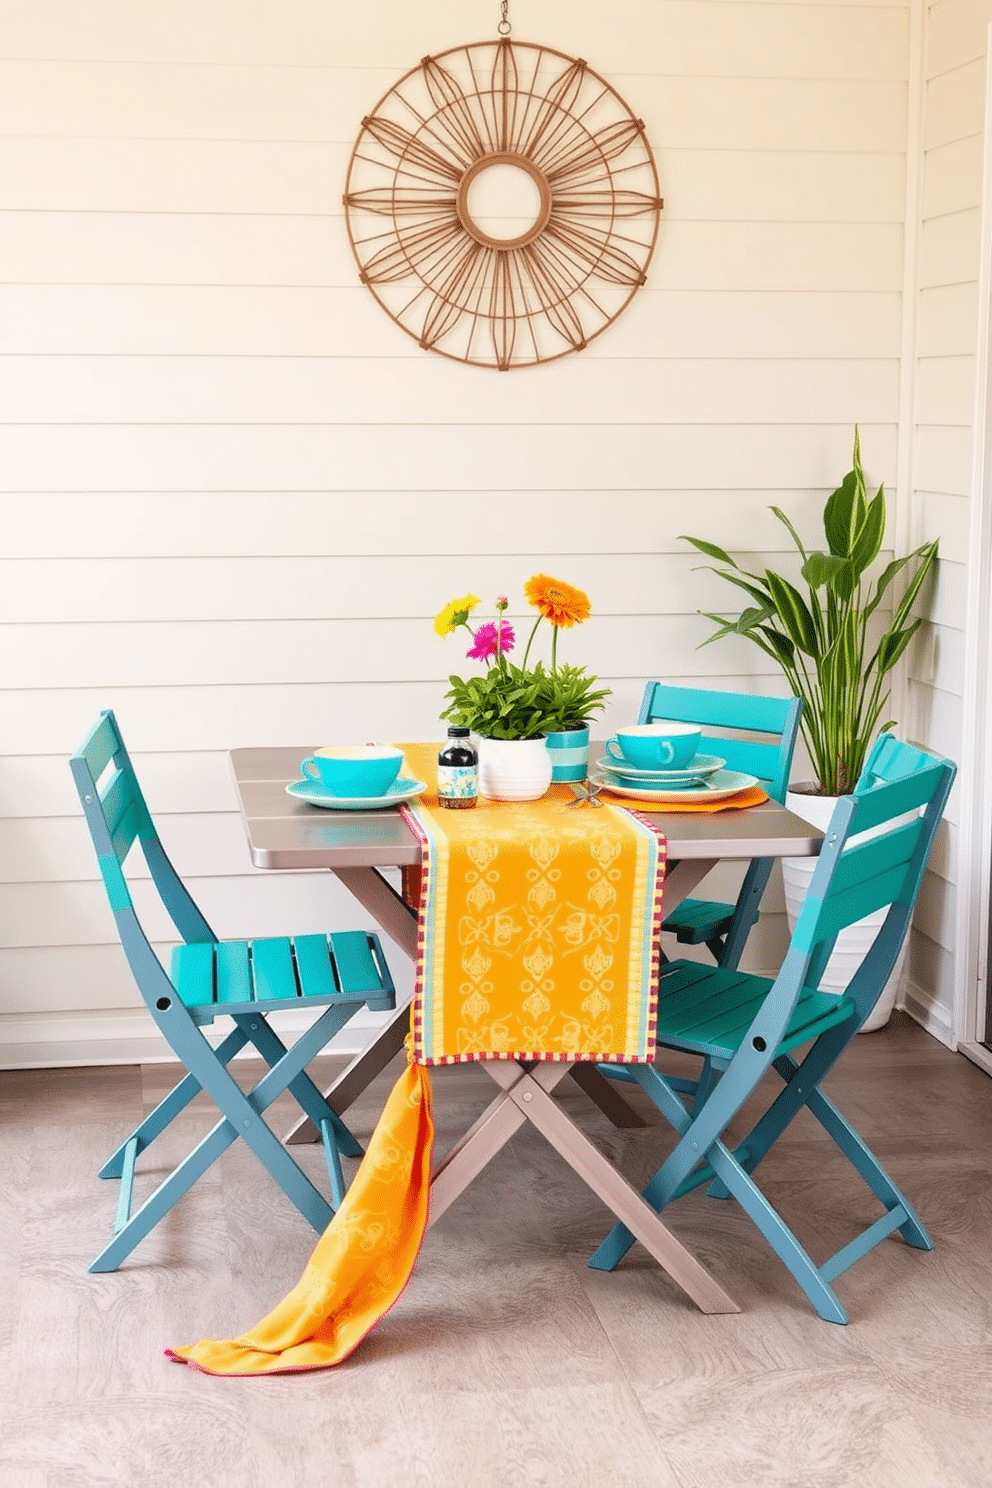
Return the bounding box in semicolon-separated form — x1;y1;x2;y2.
476;736;553;802
784;786;909;1033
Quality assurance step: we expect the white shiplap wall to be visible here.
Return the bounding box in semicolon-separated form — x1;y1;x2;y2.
1;0;914;1066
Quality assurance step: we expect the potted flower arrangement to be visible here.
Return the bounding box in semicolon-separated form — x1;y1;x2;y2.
434;574;611;799
681;426;939;1028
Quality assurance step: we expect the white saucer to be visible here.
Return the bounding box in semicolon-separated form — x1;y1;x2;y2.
596;752;726;784
591;769;758;804
286;777;426;811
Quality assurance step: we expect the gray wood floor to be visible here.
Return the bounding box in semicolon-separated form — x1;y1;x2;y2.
2;1013;991;1488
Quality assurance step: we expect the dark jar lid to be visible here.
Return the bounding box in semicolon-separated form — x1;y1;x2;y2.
446;726;471;736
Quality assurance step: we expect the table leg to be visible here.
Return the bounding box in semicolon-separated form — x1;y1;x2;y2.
430;1060;738;1316
286;866;417;1144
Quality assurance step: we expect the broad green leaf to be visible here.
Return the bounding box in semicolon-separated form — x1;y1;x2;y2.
764;571;819;653
863;553;911;618
823;469;864;558
771;506;810;562
873;619;921;675
850;488;886;573
680;535;738;565
890;541;938;630
695;566;774;609
802;551;851;589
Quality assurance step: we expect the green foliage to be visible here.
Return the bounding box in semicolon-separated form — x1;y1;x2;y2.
440;659;612;739
533;663;613;733
681;428;939;796
440;660;559;740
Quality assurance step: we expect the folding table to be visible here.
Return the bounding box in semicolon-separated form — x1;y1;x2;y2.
228;744;822;1315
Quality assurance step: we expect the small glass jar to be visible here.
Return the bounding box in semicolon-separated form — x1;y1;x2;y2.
437;726;478;809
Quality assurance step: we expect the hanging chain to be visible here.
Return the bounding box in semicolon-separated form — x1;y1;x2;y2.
498;1;511;36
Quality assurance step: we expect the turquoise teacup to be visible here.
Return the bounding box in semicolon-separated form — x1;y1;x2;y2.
605;722;701;771
300;745;404;797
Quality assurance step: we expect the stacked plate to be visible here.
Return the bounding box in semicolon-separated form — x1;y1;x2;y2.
592;752;759;804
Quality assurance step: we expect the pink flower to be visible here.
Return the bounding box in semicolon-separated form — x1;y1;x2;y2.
466;620;515;661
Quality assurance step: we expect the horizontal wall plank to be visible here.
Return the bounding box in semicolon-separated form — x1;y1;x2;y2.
0;214;904;295
0;355;899;427
913;423;974;495
1;671;799;755
0;548;894;625
0;750;236;818
0;1;909;79
912;619;965;694
0;140;906;222
912;865;958;950
0;421;899;493
925;0;990;78
919;487;970;562
924;58;986;150
920;135;983;219
0;61;909;150
0;485;898;560
914;355;977;426
916;282;980;357
0;865;411;964
0;285;903;359
0;612;774;689
919;208;981;288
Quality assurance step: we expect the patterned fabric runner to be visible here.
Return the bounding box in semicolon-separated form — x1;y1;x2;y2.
168;741;666;1376
399;742;667;1065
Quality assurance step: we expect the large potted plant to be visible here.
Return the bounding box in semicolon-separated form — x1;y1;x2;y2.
434;575;611;799
681;428;939;1028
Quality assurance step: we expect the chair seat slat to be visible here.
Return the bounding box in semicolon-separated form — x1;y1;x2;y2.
249;937;298;1002
215;942;251;1005
329;931;379;994
171;941;215;1010
293;935;340;1001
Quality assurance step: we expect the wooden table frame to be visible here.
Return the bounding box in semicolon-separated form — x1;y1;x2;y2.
228;746;822;1316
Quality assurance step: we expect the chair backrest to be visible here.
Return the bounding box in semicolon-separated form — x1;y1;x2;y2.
637;682;801;802
769;733;955;1041
70;711;215;1003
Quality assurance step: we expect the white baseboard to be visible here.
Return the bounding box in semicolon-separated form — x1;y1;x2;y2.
898;977;955;1049
0;1006;390;1071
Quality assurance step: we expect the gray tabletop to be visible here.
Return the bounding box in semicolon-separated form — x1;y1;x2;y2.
230;745;823;871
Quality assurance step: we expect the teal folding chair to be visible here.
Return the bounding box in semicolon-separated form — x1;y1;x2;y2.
589;733;955;1322
639;682;803;969
70;710;396;1273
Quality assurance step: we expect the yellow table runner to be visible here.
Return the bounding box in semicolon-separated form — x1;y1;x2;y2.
401;743;666;1064
168;743;666;1376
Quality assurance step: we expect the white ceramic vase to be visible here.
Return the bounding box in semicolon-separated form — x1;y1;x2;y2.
476;736;553;802
783;786;908;1033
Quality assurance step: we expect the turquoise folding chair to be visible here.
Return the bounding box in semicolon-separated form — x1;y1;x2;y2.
589;733;955;1322
70;710;396;1273
639;682;803;968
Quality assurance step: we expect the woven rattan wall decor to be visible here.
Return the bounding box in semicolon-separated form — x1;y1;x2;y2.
343;11;662;370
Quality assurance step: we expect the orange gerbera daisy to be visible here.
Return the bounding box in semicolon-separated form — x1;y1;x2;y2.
524;574;591;628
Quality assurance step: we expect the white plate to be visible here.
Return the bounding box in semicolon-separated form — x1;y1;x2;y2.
286;777;426;811
591;769;759;804
595;752;726;784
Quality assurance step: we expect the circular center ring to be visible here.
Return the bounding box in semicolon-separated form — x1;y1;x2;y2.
456;152;553;251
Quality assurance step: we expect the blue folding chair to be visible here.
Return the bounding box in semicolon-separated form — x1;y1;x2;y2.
70;710;396;1273
589;734;955;1322
638;682;803;968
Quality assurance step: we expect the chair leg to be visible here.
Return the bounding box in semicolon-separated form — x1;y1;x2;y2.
801;1084;932;1250
97;1024;250;1179
92;1002;365;1270
237;1014;364;1158
587;1088;851;1323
